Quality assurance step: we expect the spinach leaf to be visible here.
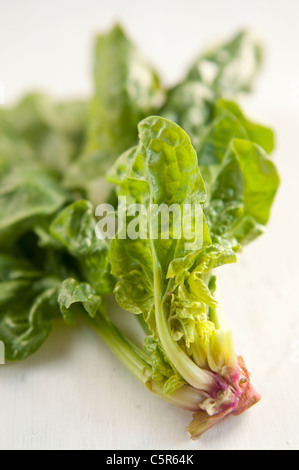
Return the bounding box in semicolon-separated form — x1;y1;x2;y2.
205;138;280;248
50;200;115;295
108;115;279;398
0;253;61;360
197;99;275;169
0;199;114;361
108;116;230;391
0;94;87;175
0;165;70;245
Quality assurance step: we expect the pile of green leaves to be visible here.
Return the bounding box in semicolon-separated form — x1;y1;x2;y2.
0;25;279;438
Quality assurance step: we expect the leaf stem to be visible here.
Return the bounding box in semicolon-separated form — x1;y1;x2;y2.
151;255;215;392
83;311;206;412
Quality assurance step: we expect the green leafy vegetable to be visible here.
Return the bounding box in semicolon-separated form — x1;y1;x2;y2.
0;253;61;360
50;200;115;295
106;115;278;435
204;138;280;248
0;165;70;245
0;25;280;439
0;200;114;360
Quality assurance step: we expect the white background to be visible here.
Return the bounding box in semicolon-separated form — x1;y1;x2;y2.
0;0;299;451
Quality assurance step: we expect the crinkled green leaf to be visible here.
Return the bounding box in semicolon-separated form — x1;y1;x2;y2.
196;99;274;169
0;165;70;245
0;196;115;361
109;113;279;392
0;94;87;175
232;139;279;225
205;138;280;246
58;278;105;324
109;116;222;391
216;100;274;154
0;253;62;361
108;116;212;329
144;336;174;381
